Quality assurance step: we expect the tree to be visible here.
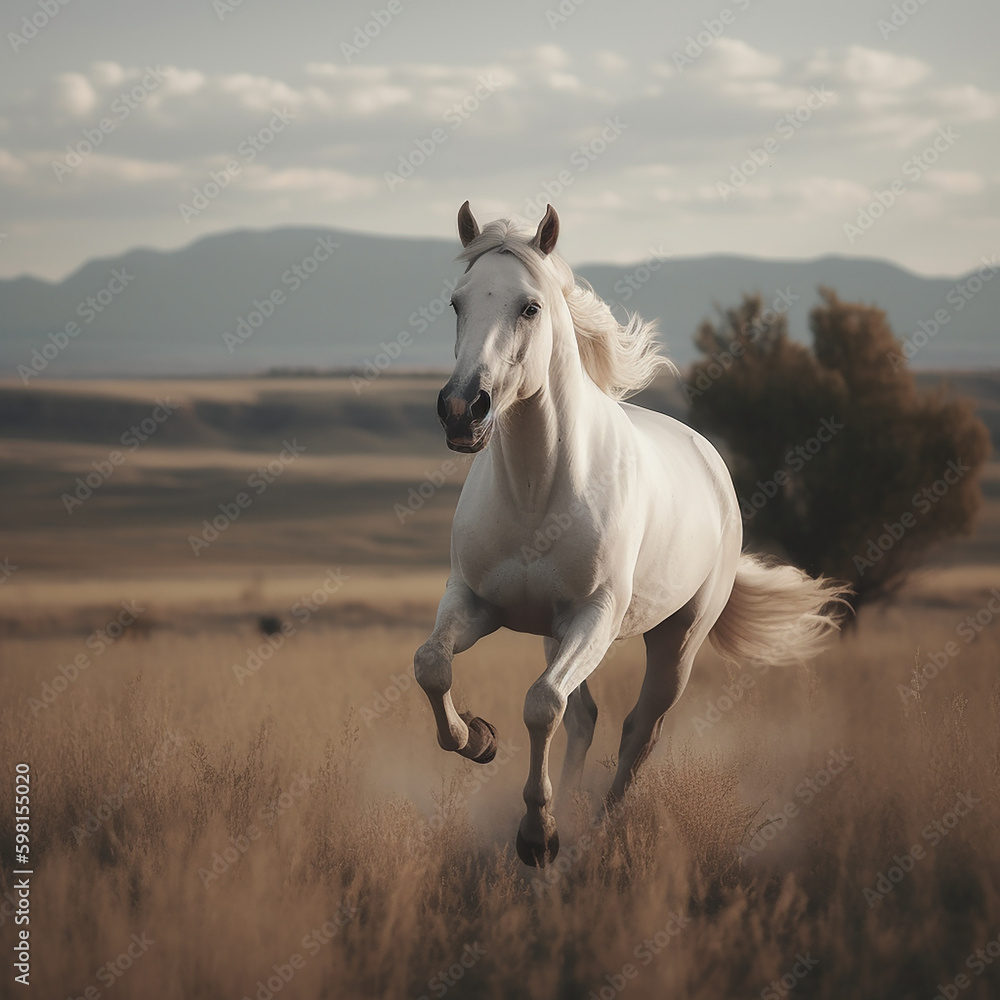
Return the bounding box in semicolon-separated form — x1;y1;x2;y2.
685;288;991;612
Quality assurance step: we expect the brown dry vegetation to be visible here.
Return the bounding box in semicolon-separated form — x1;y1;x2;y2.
2;605;1000;1000
1;376;999;999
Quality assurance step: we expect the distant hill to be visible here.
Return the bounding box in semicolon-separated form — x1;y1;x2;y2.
2;370;997;455
1;227;996;379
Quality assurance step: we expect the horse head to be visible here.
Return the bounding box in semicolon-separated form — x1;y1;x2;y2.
437;201;563;453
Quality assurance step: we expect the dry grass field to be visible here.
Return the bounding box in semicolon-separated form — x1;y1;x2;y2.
1;374;999;999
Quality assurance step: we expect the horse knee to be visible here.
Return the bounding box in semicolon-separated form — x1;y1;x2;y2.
414;641;451;695
524;679;566;732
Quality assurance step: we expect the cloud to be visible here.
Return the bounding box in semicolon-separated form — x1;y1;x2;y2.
1;42;997;279
89;62;127;89
160;68;207;98
51;73;98;118
72;155;184;184
932;84;1000;121
0;148;28;182
241;165;378;200
784;176;872;208
514;44;571;71
805;45;931;91
595;51;629;76
214;73;304;114
10;44;989;170
923;170;986;194
695;38;784;80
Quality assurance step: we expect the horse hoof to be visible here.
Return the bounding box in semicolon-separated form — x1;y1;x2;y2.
602;788;623;818
461;716;498;764
516;829;560;867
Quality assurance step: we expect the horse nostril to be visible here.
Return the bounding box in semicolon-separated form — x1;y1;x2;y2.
470;390;491;423
436;390;448;426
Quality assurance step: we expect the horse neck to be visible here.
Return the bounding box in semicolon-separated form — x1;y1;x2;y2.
490;309;604;512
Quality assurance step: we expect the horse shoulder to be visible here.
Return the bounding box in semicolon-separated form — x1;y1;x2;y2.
619;403;734;502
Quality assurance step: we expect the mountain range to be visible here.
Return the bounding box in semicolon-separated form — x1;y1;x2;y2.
2;226;996;379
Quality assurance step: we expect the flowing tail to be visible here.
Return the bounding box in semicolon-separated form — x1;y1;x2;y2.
709;553;852;666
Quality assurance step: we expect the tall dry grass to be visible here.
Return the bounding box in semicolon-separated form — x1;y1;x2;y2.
1;603;999;1000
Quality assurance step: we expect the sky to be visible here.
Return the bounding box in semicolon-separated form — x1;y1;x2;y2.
1;0;998;281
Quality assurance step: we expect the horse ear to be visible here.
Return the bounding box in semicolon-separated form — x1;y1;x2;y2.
457;200;480;247
531;204;559;256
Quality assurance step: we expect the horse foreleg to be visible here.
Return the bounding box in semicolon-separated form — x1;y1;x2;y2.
414;578;500;763
518;599;618;866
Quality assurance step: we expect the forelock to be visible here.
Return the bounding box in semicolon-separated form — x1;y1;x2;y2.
456;219;551;284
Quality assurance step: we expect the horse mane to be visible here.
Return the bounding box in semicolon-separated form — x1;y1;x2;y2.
457;219;677;400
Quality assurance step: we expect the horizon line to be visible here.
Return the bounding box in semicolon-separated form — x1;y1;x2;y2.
0;221;987;287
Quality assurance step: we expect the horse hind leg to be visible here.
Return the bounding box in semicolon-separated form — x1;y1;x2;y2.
608;581;727;803
559;669;598;803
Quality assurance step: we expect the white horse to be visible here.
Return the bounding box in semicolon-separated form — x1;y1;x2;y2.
414;202;846;867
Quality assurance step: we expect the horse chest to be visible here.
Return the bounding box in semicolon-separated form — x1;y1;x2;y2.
452;495;609;616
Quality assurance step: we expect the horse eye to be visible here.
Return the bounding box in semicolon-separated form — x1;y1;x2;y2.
522;302;540;318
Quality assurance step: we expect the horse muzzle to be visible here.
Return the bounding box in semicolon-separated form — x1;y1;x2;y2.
437;384;492;453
